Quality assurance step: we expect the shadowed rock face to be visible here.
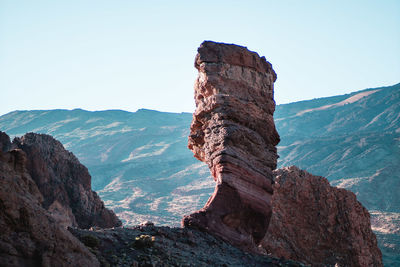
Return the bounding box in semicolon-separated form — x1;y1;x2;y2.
0;133;99;267
182;41;279;249
0;131;11;152
263;166;383;267
12;133;121;229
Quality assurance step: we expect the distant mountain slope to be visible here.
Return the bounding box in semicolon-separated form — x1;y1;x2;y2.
0;108;212;225
275;83;400;265
275;84;400;212
276;85;400;210
0;83;399;265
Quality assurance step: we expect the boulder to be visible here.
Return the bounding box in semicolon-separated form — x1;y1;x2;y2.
263;166;383;267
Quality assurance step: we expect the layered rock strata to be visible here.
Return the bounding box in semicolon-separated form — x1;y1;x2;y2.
12;133;121;229
263;166;383;267
0;134;99;266
182;41;280;249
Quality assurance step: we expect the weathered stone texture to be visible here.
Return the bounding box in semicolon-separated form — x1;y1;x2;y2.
182;41;279;250
0;141;99;267
12;133;121;229
263;166;383;267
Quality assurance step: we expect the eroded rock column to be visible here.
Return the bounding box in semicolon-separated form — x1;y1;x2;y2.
182;41;279;249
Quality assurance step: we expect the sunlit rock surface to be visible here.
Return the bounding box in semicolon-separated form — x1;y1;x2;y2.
182;41;279;250
262;166;383;267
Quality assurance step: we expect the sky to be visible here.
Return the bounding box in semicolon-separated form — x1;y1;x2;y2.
1;0;399;116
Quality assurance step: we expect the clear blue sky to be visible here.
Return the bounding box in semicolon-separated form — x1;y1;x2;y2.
1;0;399;116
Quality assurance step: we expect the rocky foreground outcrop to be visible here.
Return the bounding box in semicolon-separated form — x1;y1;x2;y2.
0;131;122;266
263;166;383;267
182;41;280;249
11;133;121;229
0;133;99;266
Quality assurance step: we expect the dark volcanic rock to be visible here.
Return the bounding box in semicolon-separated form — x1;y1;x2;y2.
0;144;99;266
183;41;279;250
0;131;11;152
12;133;121;229
70;224;307;267
262;166;383;267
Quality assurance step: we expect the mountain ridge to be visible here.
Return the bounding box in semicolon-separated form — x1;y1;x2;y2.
0;82;399;265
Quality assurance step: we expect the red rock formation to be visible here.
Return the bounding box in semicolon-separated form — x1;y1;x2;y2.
0;144;99;266
12;133;121;229
181;42;382;266
262;166;383;267
182;41;280;249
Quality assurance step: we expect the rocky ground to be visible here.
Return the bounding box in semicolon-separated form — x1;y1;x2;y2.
70;223;308;267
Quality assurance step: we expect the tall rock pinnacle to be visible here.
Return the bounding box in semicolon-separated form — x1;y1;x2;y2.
182;41;280;249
